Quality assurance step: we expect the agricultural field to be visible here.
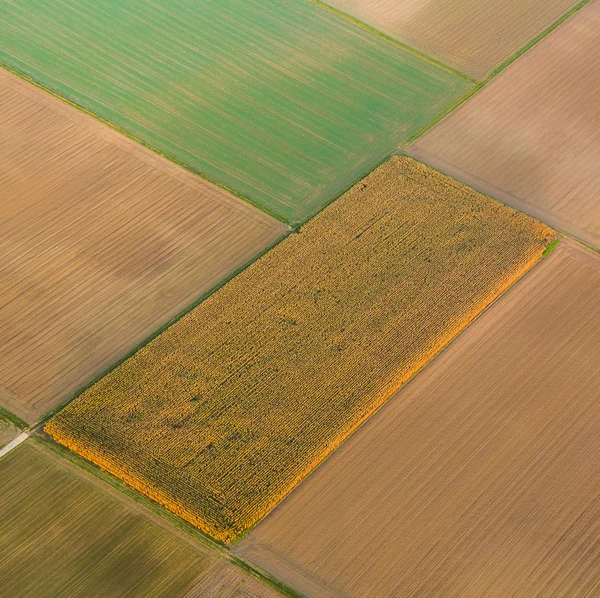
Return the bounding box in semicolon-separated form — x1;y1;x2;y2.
0;0;471;222
0;70;285;425
237;241;600;598
0;441;211;598
0;420;19;450
411;0;600;249
186;562;282;598
321;0;582;78
46;157;553;543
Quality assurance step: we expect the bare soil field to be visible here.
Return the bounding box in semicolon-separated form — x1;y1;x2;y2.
237;241;600;597
186;561;282;597
0;420;18;450
411;0;600;248
321;0;580;77
0;70;286;424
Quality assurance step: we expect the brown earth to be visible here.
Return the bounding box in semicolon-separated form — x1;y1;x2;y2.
321;0;580;77
0;69;287;424
236;241;600;597
411;0;600;249
187;561;282;597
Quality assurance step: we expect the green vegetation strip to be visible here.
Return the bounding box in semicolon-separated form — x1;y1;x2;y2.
0;0;470;223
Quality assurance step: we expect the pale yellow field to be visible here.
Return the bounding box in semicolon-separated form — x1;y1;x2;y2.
321;0;580;77
0;70;286;424
411;0;600;248
237;241;600;597
46;157;553;543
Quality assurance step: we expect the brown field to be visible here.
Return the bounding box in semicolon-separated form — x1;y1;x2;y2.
321;0;580;77
237;241;600;597
0;420;18;449
186;562;281;597
411;0;600;249
46;157;553;543
0;69;286;424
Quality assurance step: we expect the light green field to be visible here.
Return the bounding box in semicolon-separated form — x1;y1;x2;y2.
0;442;210;598
0;0;471;222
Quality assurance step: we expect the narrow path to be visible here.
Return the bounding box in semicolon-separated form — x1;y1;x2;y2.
0;432;29;459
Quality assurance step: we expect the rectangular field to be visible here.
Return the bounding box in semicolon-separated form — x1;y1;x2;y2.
411;0;600;248
46;157;553;543
0;441;210;597
321;0;581;78
0;0;471;222
0;70;286;425
236;241;600;597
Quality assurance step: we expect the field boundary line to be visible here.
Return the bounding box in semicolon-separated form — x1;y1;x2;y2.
30;433;305;597
0;62;290;226
307;0;476;82
0;407;29;430
406;0;593;144
0;432;29;459
34;230;290;429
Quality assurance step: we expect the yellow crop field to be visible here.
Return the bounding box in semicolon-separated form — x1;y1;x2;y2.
46;157;554;543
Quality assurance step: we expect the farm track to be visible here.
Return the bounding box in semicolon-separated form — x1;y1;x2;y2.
0;0;470;221
237;241;600;597
320;0;582;78
46;157;553;543
410;0;600;249
0;70;285;424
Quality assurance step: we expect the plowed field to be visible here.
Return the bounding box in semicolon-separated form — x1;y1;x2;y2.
46;157;553;542
0;70;285;424
321;0;581;77
237;242;600;597
411;0;600;248
0;0;471;221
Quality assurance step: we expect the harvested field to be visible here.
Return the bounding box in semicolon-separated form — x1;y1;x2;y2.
0;70;285;425
0;0;471;222
322;0;581;77
46;157;553;543
237;241;600;598
0;420;18;450
186;561;282;598
411;0;600;249
0;441;212;598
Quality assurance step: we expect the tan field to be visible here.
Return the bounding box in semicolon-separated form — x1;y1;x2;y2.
186;562;282;597
321;0;580;77
411;0;600;249
0;70;286;424
0;420;18;449
237;241;600;597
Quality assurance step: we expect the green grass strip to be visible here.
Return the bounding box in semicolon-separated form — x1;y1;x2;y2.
0;407;29;430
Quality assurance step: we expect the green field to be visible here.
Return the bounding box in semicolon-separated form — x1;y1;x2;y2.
0;0;471;222
0;442;210;598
